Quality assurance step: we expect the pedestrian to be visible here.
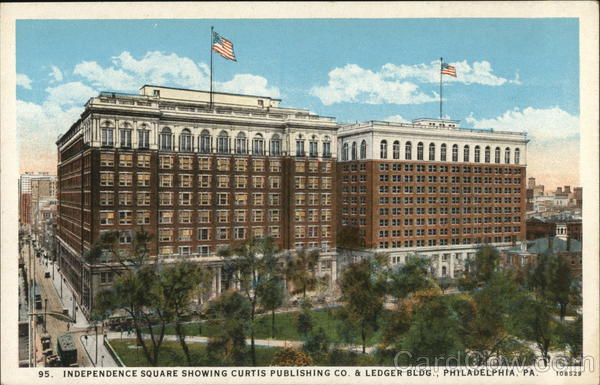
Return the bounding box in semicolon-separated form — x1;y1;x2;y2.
67;323;70;331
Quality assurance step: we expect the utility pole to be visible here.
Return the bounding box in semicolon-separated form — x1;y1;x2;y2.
43;298;48;333
95;323;98;366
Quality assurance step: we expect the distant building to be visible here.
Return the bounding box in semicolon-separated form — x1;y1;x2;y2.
526;218;556;240
18;173;57;227
500;236;582;278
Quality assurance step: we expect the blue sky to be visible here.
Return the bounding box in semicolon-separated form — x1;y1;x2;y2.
16;18;580;188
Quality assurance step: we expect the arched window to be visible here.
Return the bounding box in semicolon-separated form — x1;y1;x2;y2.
101;122;114;147
270;134;281;156
252;133;264;155
485;146;491;163
405;141;412;160
322;136;331;157
159;127;172;151
495;147;501;163
309;136;318;157
452;144;458;162
504;147;511;164
463;145;470;162
351;142;357;160
393;141;400;159
360;140;367;159
417;142;424;160
440;144;447;161
217;131;229;153
474;146;481;162
200;130;211;153
235;132;247;154
429;143;435;161
120;123;132;148
342;142;349;161
380;140;387;159
514;148;520;164
296;135;305;157
138;124;150;149
180;128;192;152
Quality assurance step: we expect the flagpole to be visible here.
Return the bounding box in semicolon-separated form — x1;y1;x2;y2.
210;26;214;111
439;57;443;120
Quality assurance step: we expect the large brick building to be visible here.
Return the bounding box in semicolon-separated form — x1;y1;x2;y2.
56;85;338;316
336;118;528;278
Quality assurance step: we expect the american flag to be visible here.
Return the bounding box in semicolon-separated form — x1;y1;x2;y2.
441;62;457;77
212;31;236;61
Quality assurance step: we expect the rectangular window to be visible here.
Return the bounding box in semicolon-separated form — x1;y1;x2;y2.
119;153;133;167
234;227;246;240
295;209;306;222
198;174;211;188
118;173;132;187
159;246;173;256
269;209;280;222
179;192;193;205
216;210;229;223
199;157;211;170
159;192;172;205
137;154;150;168
160;174;173;187
159;210;173;224
198;210;210;223
235;175;248;189
321;193;332;205
179;210;192;223
118;210;132;225
235;209;247;222
198;228;211;241
159;228;173;242
137;173;150;187
216;227;229;240
136;210;150;225
179;228;193;241
179;174;193;188
235;192;248;206
295;193;306;206
253;159;265;172
235;159;247;172
99;211;114;225
269;176;281;189
118;192;132;205
100;172;114;186
308;177;319;189
321;225;332;238
159;155;173;169
269;193;281;206
217;192;229;205
295;161;306;173
295;177;306;189
179;156;193;170
217;175;230;188
252;209;264;222
198;192;211;205
269;160;282;172
217;158;230;171
253;193;264;206
269;226;280;238
295;226;306;239
100;153;114;167
100;192;114;206
252;176;264;189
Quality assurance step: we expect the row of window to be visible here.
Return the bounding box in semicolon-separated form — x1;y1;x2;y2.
157;241;332;257
375;216;522;226
377;236;516;249
156;224;333;243
99;208;334;225
377;226;521;238
100;126;333;157
342;140;521;164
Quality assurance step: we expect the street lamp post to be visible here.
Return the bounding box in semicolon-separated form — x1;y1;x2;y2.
95;323;98;366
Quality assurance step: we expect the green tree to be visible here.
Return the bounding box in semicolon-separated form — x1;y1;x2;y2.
453;271;522;364
387;256;434;302
296;299;314;338
339;258;386;353
557;314;582;363
217;237;280;366
271;348;313;366
160;262;212;365
527;253;572;320
458;246;500;290
206;291;250;366
336;225;366;249
285;248;320;298
303;326;329;362
399;294;465;365
508;294;557;366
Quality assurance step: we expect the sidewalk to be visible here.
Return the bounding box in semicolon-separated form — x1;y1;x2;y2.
45;258;89;329
79;332;119;367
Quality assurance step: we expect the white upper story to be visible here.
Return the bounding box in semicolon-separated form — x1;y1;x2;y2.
57;85;338;159
337;118;529;166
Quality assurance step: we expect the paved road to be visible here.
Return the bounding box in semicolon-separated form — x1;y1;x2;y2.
23;239;91;367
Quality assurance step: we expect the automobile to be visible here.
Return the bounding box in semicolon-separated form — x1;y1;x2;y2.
45;272;51;278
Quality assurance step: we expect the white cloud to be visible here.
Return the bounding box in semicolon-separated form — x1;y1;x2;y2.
311;64;438;105
465;106;579;142
45;82;97;107
49;66;63;83
16;73;32;89
218;74;281;98
381;60;516;86
384;114;410;123
72;51;280;98
74;60;137;91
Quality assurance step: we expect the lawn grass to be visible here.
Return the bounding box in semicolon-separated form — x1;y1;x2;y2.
154;308;385;346
110;339;283;366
